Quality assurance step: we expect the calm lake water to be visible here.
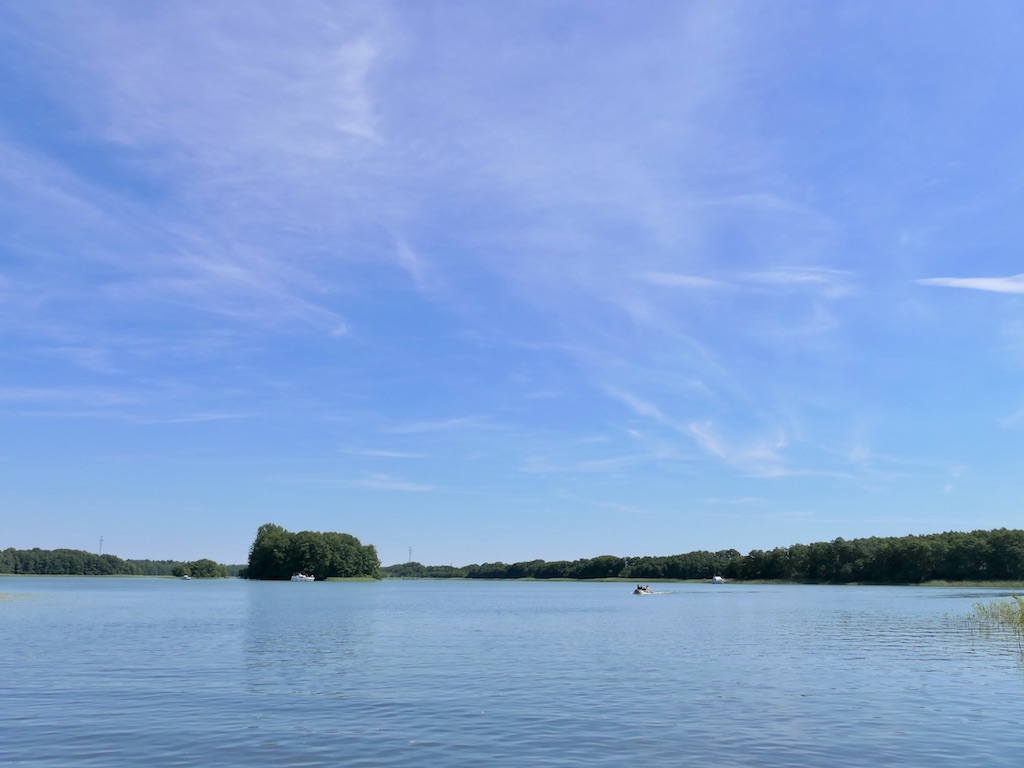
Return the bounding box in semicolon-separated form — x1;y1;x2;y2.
2;578;1023;767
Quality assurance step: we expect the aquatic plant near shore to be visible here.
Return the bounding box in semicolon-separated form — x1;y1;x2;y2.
967;595;1024;656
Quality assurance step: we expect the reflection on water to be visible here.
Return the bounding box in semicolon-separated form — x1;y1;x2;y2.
1;578;1023;767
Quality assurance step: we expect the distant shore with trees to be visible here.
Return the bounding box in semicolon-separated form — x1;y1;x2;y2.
0;548;238;577
6;527;1024;585
382;528;1024;585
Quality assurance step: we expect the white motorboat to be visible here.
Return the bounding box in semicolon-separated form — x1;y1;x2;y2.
290;573;315;582
711;575;725;584
633;585;654;595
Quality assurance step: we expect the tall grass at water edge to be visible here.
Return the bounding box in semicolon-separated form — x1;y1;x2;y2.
967;595;1024;656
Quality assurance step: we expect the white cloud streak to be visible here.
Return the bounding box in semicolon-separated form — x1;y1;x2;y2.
918;274;1024;294
687;420;795;478
352;474;434;492
641;272;733;290
0;386;138;407
340;448;423;458
385;416;489;435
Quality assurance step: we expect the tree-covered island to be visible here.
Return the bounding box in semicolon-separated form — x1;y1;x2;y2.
239;523;380;580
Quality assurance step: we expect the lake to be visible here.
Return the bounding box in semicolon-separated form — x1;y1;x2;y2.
1;578;1022;766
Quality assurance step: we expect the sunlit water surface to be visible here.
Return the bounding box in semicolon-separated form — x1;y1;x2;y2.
2;578;1023;766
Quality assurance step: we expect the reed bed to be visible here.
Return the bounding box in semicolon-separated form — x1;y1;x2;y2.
967;595;1024;656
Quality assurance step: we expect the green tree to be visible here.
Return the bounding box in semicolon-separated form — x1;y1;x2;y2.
573;555;625;579
188;559;228;578
288;531;331;579
987;528;1024;580
242;524;378;580
245;523;292;580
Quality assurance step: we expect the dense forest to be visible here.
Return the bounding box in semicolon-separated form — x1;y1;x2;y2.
239;523;380;580
0;548;234;577
382;549;740;581
381;528;1024;584
729;528;1024;583
8;527;1023;584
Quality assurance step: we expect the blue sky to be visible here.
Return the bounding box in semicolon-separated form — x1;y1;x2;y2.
3;2;1024;567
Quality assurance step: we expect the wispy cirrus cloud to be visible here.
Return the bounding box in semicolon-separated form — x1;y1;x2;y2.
71;4;385;167
552;490;653;517
9;0;1017;567
605;388;672;425
606;387;805;477
744;267;854;299
640;266;853;298
640;272;733;290
385;416;491;434
352;474;434;492
101;242;350;333
917;273;1024;294
519;453;655;475
340;447;423;458
1;3;392;349
998;405;1024;429
0;386;138;407
0;385;258;425
130;412;252;425
395;240;444;297
687;420;795;478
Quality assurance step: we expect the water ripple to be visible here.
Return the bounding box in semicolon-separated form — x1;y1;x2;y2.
2;579;1023;766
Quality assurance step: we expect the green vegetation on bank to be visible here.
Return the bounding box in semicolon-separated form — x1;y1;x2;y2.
382;528;1024;584
968;595;1024;655
170;559;229;578
382;551;740;580
9;526;1024;585
239;523;380;580
0;548;236;577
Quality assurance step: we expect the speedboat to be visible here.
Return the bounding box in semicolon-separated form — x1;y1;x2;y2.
180;575;191;580
632;586;654;595
290;573;315;582
711;575;725;584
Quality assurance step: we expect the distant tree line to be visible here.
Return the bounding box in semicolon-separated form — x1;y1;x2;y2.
10;527;1022;584
382;549;740;581
1;548;138;576
380;528;1024;584
239;523;380;580
380;562;467;579
132;559;244;577
0;548;231;577
730;528;1024;583
170;559;229;578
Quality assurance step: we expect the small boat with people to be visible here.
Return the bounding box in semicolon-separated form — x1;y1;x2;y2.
290;573;315;582
633;584;654;595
